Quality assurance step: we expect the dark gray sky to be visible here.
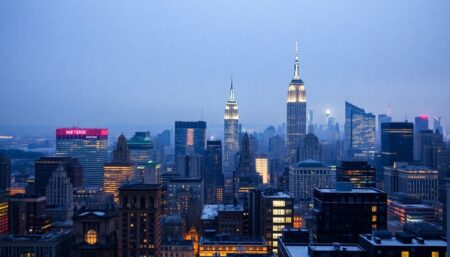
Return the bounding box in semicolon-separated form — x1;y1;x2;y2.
1;0;449;133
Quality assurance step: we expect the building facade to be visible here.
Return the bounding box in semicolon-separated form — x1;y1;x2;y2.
56;128;108;188
118;184;161;257
344;102;376;160
289;160;333;201
336;161;376;188
286;43;307;164
381;122;414;167
223;80;240;176
175;121;207;156
0;155;10;191
45;164;73;226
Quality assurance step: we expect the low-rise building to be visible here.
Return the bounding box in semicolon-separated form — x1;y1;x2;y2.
198;234;267;257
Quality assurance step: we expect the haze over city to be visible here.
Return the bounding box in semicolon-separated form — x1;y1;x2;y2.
1;0;449;136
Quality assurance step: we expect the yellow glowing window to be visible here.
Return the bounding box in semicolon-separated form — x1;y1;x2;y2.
372;224;377;230
431;252;439;257
372;206;377;212
85;229;97;245
272;200;285;207
401;251;409;257
372;215;377;222
273;209;286;215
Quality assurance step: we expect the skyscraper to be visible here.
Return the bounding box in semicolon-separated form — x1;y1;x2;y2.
0;155;11;191
127;131;153;164
234;133;260;197
414;115;429;134
223;80;240;176
381;122;414;167
56;128;108;188
35;157;83;196
377;114;392;150
204;140;224;204
433;116;443;134
118;184;161;257
174;121;207;156
45;164;74;226
286;43;307;164
344;102;376;160
103;134;134;203
289;160;333;201
336;161;376;188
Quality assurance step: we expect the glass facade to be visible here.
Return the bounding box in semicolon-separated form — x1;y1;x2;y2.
344;102;376;160
55;128;108;188
174;121;206;156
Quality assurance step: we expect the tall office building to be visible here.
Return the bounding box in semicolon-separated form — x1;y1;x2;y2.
56;128;108;188
286;43;307;164
127;131;153;164
255;156;269;184
344;102;376;160
0;155;10;191
204;140;224;204
9;194;49;235
298;133;320;162
0;191;8;234
414;129;444;167
45;164;73;226
336;161;376;188
313;185;387;243
249;189;294;254
289;160;333;201
377;114;392;150
433;116;443;134
103;134;134;203
35;157;83;196
384;164;439;201
234;133;260;197
223;80;240;175
175;121;207;156
414;115;429;134
118;184;161;257
176;154;204;178
381;122;414;168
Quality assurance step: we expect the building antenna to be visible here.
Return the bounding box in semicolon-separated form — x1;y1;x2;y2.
387;101;392;116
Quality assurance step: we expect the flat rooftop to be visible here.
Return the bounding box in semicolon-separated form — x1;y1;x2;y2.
201;204;243;220
317;188;381;194
360;234;447;247
284;244;364;256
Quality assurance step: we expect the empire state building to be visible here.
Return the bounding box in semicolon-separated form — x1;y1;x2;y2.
223;79;239;175
286;43;306;163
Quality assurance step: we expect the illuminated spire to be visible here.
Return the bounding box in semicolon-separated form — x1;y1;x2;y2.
293;42;300;79
228;76;235;102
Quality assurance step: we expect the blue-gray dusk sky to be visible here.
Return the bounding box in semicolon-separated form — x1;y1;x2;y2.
1;0;449;135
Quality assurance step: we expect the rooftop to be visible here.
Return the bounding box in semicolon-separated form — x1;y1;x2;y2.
119;183;161;190
293;159;327;168
201;204;243;220
360;233;447;247
316;188;382;194
0;230;71;243
200;235;266;245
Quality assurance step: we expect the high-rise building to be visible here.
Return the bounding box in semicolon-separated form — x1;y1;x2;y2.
255;156;269;184
433;116;443;134
414;129;444;167
313;184;387;243
168;177;203;231
298;133;320;162
234;133;260;197
176;154;204;178
204;140;224;204
377;114;392;150
71;209;117;257
286;43;307;164
118;184;161;257
414;115;429;134
381;122;414;168
127;131;153;164
384;164;439;201
0;191;8;234
56;128;108;188
175;121;206;156
35;156;83;196
223;80;240;175
9;194;49;235
336;161;376;188
103;134;134;203
0;155;10;191
45;164;73;226
344;102;376;160
249;190;294;254
289;160;334;201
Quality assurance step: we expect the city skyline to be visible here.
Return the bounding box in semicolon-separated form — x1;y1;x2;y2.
0;1;449;131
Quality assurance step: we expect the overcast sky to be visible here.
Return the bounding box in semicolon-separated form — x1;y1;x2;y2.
1;0;449;135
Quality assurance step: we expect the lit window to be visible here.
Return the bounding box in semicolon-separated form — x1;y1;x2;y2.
85;229;97;245
401;251;409;257
372;206;377;212
273;200;285;207
372;215;377;222
431;252;439;257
